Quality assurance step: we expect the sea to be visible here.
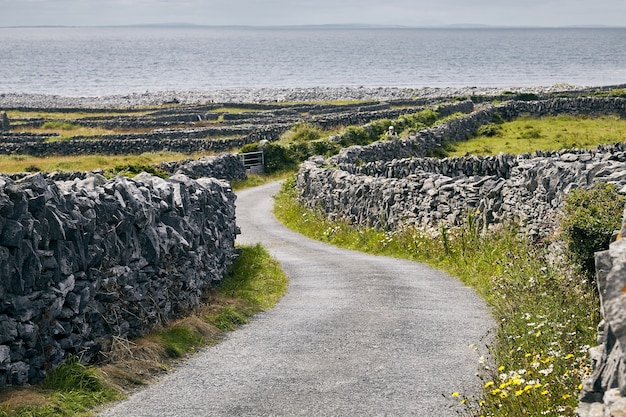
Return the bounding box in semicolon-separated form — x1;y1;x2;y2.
0;26;625;97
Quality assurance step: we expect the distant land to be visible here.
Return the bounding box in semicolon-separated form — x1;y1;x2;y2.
1;23;625;29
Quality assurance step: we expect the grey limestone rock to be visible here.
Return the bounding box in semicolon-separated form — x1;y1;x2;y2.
0;111;9;131
0;170;239;389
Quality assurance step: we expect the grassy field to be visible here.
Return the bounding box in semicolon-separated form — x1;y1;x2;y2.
273;177;599;417
0;244;288;417
447;114;626;157
0;151;221;175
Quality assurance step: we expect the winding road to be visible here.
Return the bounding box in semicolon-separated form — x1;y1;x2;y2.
101;181;493;416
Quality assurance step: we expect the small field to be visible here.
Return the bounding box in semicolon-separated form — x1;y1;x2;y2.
0;151;217;175
447;114;626;157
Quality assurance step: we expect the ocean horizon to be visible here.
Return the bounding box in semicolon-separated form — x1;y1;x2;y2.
1;26;625;97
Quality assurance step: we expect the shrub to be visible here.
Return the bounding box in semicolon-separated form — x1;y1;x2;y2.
515;93;539;101
105;164;169;178
262;143;298;173
240;143;260;153
282;122;324;143
475;123;502;137
341;126;372;146
311;140;341;156
561;183;626;276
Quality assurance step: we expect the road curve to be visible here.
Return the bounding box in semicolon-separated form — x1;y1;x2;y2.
101;181;493;417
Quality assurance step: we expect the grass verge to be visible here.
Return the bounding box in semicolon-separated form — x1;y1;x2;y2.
274;176;599;417
230;170;296;191
0;244;288;417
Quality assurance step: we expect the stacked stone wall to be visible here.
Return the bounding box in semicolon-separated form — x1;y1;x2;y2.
578;209;626;417
294;96;626;415
0;172;238;388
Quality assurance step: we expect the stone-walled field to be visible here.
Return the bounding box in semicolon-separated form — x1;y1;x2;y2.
294;96;626;416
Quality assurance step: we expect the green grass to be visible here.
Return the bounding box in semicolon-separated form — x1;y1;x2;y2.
447;114;626;157
0;244;288;416
0;356;124;417
230;170;295;191
156;326;207;358
207;107;264;114
0;151;215;174
274;177;599;417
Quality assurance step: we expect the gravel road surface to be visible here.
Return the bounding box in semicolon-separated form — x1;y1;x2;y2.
100;181;494;416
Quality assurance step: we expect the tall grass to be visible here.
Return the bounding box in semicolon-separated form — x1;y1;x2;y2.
274;177;599;417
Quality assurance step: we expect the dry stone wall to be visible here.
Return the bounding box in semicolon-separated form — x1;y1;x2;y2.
0;172;238;388
301;97;626;237
295;96;626;415
578;209;626;417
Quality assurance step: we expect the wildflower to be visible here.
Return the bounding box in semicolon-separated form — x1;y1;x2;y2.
451;392;459;397
565;354;575;359
500;392;508;399
479;400;485;407
515;389;524;396
498;365;505;372
562;394;571;400
484;381;495;388
541;390;549;395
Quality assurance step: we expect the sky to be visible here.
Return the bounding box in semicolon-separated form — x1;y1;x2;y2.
1;0;625;28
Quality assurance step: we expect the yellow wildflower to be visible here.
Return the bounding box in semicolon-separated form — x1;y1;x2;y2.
451;392;459;397
484;381;495;388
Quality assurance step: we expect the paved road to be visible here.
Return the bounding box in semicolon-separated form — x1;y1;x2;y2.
101;181;493;416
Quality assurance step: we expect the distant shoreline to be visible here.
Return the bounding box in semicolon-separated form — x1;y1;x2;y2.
2;85;620;108
1;24;626;30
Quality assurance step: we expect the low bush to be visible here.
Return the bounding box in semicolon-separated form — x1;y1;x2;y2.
104;163;169;179
561;183;626;276
281;122;324;143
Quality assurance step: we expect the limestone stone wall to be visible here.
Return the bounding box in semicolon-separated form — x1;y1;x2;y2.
577;209;626;417
0;172;238;388
298;98;626;238
294;97;626;415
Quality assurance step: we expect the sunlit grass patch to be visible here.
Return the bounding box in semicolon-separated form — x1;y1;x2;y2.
0;151;215;174
447;114;626;157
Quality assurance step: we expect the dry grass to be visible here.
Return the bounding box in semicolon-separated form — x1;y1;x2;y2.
0;389;48;409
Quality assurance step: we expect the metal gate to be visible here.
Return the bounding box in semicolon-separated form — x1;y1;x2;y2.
240;150;265;174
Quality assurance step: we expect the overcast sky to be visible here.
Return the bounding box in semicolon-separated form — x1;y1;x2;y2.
1;0;625;28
